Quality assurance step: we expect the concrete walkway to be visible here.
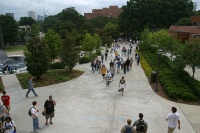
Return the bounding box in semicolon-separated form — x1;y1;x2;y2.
1;43;200;133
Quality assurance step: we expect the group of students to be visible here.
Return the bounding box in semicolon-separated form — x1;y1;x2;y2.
121;107;180;133
0;91;16;133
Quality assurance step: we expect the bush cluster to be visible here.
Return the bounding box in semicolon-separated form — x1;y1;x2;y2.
49;62;65;69
143;50;199;101
79;53;97;64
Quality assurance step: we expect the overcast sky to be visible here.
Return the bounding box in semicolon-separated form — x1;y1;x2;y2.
0;0;199;21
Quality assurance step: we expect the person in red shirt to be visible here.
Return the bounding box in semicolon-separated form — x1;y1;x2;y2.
1;91;10;115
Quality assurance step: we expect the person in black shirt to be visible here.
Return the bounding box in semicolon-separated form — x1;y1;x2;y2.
44;95;56;126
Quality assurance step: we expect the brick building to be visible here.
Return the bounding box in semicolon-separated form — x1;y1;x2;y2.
84;6;122;19
169;16;200;41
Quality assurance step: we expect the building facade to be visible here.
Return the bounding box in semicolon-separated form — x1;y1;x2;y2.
28;11;36;20
5;13;14;18
84;6;122;19
37;15;44;21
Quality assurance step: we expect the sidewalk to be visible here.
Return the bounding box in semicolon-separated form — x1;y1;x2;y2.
1;43;199;133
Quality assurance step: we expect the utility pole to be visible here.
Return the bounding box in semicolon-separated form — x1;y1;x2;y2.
0;21;4;50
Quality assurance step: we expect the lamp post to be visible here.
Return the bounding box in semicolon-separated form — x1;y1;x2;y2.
154;49;163;91
0;21;4;50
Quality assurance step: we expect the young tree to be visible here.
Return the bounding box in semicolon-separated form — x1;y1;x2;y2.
44;29;62;61
24;37;49;79
81;33;97;53
60;32;79;72
182;39;200;78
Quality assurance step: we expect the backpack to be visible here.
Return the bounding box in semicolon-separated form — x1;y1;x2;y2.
28;107;35;116
124;126;133;133
136;120;145;132
4;121;13;130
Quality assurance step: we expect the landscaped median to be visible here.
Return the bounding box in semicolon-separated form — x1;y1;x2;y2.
140;50;200;101
16;69;84;89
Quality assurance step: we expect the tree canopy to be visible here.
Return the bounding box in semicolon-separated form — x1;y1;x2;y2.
0;15;18;43
19;17;36;26
119;0;193;36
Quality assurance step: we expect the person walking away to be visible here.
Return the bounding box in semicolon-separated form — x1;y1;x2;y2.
44;95;56;126
121;58;124;70
105;70;112;88
137;55;140;65
121;118;136;133
110;66;115;81
116;60;121;74
110;48;113;56
0;103;6;132
3;116;16;133
166;107;180;133
91;59;95;73
135;53;138;60
126;58;130;72
26;77;38;98
115;51;118;60
133;113;148;133
119;76;126;96
101;54;104;64
1;91;10;115
101;65;107;81
105;52;108;61
110;60;114;69
30;101;41;133
96;58;100;71
123;62;127;74
130;58;133;70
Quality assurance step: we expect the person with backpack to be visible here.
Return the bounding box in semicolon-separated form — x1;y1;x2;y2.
0;102;6;132
3;116;16;133
30;101;41;133
44;95;56;126
121;118;136;133
133;113;148;133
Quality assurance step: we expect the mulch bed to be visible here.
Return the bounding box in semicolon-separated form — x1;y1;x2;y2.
148;78;200;106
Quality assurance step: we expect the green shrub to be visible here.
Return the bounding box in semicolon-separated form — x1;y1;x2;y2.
79;53;97;64
49;62;65;69
143;50;198;101
96;49;101;56
140;54;152;78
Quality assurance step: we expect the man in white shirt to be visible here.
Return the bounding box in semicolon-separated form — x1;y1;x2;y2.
166;107;180;133
31;101;41;133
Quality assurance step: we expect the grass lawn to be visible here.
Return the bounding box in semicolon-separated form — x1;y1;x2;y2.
0;77;4;91
4;45;26;52
16;69;84;89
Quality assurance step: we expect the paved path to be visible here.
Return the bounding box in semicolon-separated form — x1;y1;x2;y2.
1;43;200;133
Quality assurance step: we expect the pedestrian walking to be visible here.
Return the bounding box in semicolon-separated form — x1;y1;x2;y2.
123;62;127;74
26;77;38;98
110;60;114;69
126;58;130;71
133;113;148;133
130;57;133;70
0;103;6;132
116;60;121;74
101;65;107;81
105;70;112;88
30;101;41;133
166;107;180;133
110;66;115;81
118;76;126;96
121;118;136;133
137;54;140;65
101;54;104;64
105;52;108;61
1;91;10;115
3;116;16;133
44;95;56;126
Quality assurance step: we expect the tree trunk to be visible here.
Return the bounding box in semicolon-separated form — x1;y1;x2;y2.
192;66;195;78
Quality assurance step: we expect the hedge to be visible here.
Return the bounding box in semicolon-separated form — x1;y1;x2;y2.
142;50;198;101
